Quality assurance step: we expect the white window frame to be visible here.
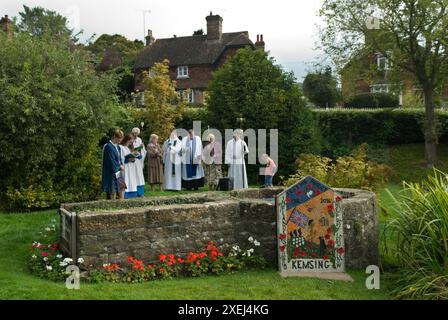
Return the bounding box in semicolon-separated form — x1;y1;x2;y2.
370;84;390;93
188;89;194;104
376;53;389;71
177;66;189;79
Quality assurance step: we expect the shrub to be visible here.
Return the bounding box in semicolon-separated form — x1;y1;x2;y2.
0;32;120;211
282;144;392;191
385;170;448;300
345;92;399;108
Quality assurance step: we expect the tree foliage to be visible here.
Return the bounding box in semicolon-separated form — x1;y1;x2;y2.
319;0;448;166
207;48;321;181
0;32;120;210
137;59;186;140
87;34;144;66
303;67;340;107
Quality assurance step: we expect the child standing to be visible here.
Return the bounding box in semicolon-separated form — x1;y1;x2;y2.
261;154;277;188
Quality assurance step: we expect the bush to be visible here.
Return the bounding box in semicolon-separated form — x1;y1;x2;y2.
283;144;392;191
0;32;120;211
345;92;399;108
385;170;448;300
313;109;448;157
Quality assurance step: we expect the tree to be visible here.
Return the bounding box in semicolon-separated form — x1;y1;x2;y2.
319;0;448;167
0;32;120;210
303;67;340;107
87;34;144;66
193;29;204;35
137;59;186;139
207;48;321;181
17;5;76;41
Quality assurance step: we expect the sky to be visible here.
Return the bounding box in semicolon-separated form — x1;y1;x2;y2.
1;0;325;81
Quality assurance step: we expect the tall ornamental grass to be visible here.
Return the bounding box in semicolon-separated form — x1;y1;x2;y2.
386;170;448;300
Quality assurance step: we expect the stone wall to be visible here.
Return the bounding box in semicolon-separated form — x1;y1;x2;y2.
59;188;378;270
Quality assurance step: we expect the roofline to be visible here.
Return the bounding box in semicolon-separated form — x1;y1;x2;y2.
152;31;249;42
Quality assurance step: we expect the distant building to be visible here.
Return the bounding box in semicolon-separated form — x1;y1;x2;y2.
134;12;265;105
0;15;14;39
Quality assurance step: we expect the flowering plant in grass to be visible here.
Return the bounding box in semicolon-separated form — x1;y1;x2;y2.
28;222;84;281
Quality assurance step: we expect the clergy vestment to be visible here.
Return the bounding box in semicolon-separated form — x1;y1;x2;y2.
181;135;205;190
133;137;146;196
121;145;142;199
162;137;182;191
101;141;122;195
225;138;249;189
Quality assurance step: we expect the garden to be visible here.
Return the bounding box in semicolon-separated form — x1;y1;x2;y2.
1;4;448;301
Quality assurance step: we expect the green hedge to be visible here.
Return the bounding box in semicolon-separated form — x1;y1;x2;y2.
345;93;399;108
313;109;448;155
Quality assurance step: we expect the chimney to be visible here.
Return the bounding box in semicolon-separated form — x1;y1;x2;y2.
0;15;13;39
206;12;223;41
255;34;265;50
145;29;155;46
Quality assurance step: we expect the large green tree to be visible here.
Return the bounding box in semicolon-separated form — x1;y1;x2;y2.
303;67;340;107
207;48;321;181
0;32;120;210
319;0;448;167
18;5;77;41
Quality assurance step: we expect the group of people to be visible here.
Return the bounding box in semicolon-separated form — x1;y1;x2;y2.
101;128;277;199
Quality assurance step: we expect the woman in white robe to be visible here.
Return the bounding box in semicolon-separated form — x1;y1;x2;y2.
181;129;205;190
225;129;249;190
162;130;182;191
131;127;147;197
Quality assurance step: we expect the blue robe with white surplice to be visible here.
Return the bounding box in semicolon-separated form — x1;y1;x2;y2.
101;141;122;194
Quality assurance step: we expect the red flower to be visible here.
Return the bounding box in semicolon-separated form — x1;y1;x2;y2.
147;264;153;269
327;203;334;213
199;252;207;258
327;240;335;247
177;258;184;263
127;256;134;262
323;255;329;260
280;245;286;252
300;251;306;257
158;254;166;262
311;252;317;258
196;260;201;266
337;247;345;254
159;267;165;273
327;227;332;234
42;251;47;257
325;234;331;240
279;233;286;241
336;195;342;202
218;252;223;257
293;247;299;257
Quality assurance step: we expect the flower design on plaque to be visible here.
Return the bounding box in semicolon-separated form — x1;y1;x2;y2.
276;176;346;276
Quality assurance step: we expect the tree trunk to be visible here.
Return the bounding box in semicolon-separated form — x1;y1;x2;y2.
423;86;438;167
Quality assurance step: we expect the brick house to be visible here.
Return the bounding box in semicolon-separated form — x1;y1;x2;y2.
134;12;265;105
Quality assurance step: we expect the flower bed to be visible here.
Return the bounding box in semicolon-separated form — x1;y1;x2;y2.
28;222;266;283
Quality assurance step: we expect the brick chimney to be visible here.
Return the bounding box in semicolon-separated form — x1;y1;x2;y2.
206;12;222;41
0;15;13;39
255;34;265;50
145;29;155;46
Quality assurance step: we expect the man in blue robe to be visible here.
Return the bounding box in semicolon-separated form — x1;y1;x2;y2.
101;129;124;199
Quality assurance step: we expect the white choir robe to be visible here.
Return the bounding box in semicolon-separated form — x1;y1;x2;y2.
133;137;146;194
121;146;140;196
181;136;205;187
225;138;249;189
162;137;182;191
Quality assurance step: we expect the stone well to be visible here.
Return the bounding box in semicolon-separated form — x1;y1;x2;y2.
59;188;378;269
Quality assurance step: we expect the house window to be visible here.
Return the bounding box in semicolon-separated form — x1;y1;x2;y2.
377;53;389;70
178;89;194;103
188;90;194;103
177;66;189;78
370;84;389;93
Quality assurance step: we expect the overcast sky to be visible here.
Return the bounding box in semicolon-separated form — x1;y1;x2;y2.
1;0;325;81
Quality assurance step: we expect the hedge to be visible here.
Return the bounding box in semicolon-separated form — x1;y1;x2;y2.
345;92;399;109
313;109;448;155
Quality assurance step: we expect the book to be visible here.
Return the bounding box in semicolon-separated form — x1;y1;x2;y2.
135;145;144;152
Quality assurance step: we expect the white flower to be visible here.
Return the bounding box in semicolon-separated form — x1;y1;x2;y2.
56;254;63;259
63;257;73;264
31;255;37;259
248;236;254;243
346;224;351;230
254;240;261;246
43;257;48;262
232;245;241;252
46;265;52;271
219;238;224;243
45;227;51;232
77;258;84;264
103;263;110;268
60;261;68;267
